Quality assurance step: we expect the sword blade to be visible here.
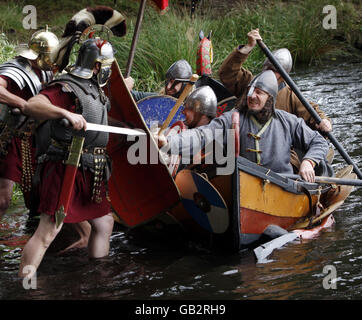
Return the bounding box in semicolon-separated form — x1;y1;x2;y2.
86;122;146;136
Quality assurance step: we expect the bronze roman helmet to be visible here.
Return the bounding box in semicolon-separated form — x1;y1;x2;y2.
17;26;59;71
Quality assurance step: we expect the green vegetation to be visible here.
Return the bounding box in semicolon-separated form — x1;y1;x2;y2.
10;184;23;205
0;0;360;92
0;32;16;63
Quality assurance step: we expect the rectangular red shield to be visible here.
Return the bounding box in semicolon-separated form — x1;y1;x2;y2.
104;61;180;227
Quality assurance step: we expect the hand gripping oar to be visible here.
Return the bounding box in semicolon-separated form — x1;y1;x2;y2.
158;74;199;136
54;119;145;228
257;40;362;180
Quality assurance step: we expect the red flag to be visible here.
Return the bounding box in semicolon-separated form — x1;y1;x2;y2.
132;0;169;14
150;0;169;11
147;0;169;13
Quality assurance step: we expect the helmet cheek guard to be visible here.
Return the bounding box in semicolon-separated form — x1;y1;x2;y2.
35;53;54;71
97;64;112;87
95;41;114;87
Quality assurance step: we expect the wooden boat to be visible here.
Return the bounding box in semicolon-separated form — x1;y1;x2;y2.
163;156;356;253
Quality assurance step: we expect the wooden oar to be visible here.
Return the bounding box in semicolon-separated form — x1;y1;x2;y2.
158;74;199;135
282;173;362;187
257;40;362;180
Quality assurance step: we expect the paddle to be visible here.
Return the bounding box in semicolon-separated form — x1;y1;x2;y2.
282;173;362;187
158;74;199;135
257;40;362;180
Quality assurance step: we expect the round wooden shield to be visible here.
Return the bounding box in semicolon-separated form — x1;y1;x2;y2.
175;169;229;233
137;95;185;128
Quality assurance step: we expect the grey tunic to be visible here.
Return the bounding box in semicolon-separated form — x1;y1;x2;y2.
166;109;329;174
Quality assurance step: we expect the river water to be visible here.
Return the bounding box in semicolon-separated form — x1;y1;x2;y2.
0;61;361;302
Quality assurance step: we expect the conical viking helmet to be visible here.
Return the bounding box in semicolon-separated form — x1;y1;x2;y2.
165;59;192;82
184;85;217;118
262;48;293;74
164;59;193;98
17;26;59;70
247;70;278;108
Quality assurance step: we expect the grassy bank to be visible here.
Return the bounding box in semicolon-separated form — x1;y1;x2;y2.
0;0;360;91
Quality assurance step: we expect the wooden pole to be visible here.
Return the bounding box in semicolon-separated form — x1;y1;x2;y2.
125;0;147;78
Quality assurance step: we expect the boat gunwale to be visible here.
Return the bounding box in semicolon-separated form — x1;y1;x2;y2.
236;156;330;196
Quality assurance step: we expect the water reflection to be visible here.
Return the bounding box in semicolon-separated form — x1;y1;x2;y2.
0;62;361;300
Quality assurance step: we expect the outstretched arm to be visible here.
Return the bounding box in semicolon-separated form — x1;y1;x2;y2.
24;94;87;130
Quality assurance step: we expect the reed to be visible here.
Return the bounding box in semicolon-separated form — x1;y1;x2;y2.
0;0;360;92
0;33;16;64
109;0;360;92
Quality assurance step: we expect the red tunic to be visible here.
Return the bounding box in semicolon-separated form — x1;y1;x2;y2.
0;75;35;209
37;84;111;223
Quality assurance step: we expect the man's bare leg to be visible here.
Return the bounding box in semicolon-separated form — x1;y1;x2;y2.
56;221;91;255
18;213;62;278
88;213;114;258
0;178;14;220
